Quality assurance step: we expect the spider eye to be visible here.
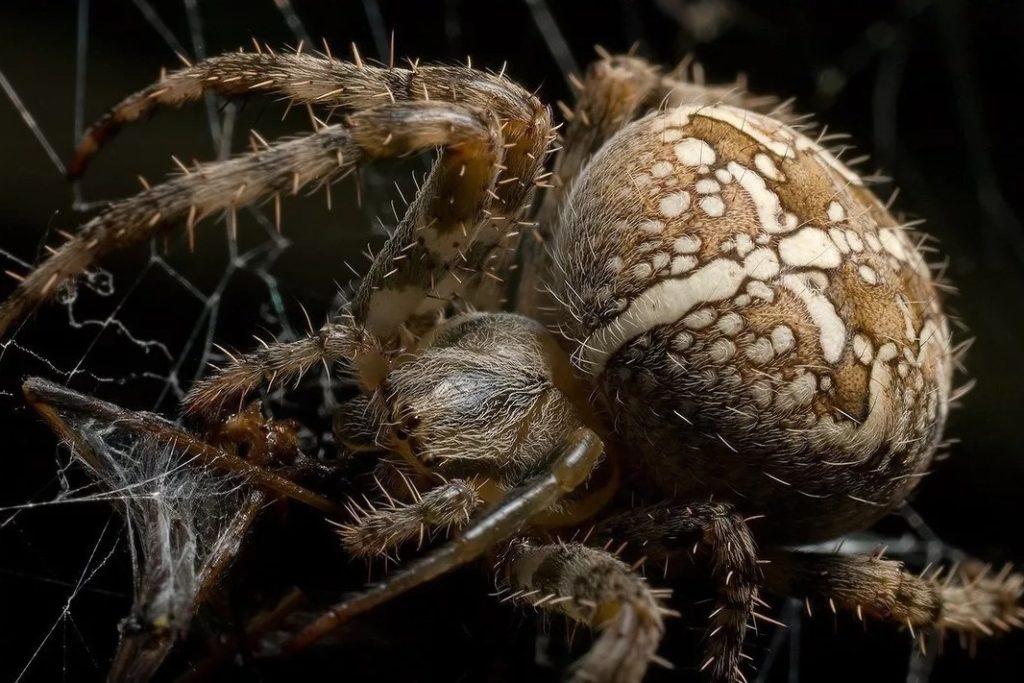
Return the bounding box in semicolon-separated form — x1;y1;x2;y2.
393;410;422;446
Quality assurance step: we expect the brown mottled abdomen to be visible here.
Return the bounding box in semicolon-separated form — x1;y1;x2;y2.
553;105;952;542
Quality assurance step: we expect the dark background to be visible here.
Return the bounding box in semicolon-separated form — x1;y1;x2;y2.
1;1;1023;681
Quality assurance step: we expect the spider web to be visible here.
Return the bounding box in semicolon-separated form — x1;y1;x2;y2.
0;3;327;680
0;1;1007;681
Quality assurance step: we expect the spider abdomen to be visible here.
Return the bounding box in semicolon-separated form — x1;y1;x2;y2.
554;104;952;541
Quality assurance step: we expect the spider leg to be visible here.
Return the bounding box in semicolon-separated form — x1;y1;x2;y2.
596;502;761;683
68;52;549;185
182;321;379;415
181;101;510;412
337;477;482;559
655;57;785;116
22;376;343;516
71;51;552;317
501;540;668;683
763;551;1024;641
32;53;553;413
2;124;358;338
68;51;553;311
282;426;603;653
1;100;510;341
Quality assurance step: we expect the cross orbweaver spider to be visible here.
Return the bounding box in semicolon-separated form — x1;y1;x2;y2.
3;47;1021;682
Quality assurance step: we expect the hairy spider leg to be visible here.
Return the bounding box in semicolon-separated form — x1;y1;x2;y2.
764;551;1024;642
1;99;501;336
65;51;553;316
0;121;359;338
337;477;483;559
283;426;603;652
502;540;668;683
596;502;761;683
179;99;506;413
118;59;558;411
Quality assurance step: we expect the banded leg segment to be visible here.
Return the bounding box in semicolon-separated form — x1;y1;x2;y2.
597;503;760;683
68;51;554;314
346;102;503;337
184;322;376;415
502;540;666;683
764;551;1024;638
68;52;548;182
181;100;505;412
337;478;483;558
2;123;351;337
284;427;603;652
1;102;500;339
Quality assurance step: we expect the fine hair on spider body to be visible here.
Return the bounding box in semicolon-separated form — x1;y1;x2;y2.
5;43;1023;683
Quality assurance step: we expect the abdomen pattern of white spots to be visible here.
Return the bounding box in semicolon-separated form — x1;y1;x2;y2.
553;105;952;540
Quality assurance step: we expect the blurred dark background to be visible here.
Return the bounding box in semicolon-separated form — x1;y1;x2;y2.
1;0;1022;681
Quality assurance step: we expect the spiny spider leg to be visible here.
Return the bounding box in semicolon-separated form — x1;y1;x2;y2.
1;101;504;340
22;377;343;517
596;503;761;683
337;477;483;559
4;51;555;417
1;122;355;337
68;50;554;311
763;551;1024;640
67;52;550;187
182;99;505;413
283;426;603;653
502;540;669;683
183;321;376;415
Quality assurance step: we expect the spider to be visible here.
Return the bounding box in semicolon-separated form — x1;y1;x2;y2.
3;46;1022;682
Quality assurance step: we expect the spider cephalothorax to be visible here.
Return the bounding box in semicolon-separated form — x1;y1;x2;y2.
4;49;1020;683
